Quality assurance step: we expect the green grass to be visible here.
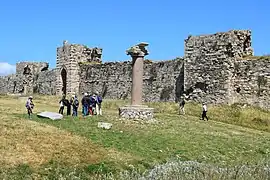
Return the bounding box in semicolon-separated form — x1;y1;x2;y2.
0;95;270;179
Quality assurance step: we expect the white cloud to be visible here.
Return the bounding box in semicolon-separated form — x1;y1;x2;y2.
0;62;16;76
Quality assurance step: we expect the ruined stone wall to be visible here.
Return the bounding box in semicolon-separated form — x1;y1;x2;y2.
35;69;57;95
79;58;184;102
184;30;253;104
0;75;17;94
56;41;102;95
231;57;270;109
0;62;52;95
16;62;49;75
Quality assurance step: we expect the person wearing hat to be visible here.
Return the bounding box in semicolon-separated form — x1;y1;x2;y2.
201;102;209;121
179;96;185;115
25;96;34;119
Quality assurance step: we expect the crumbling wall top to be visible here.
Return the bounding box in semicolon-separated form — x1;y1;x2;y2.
185;30;253;58
16;62;49;75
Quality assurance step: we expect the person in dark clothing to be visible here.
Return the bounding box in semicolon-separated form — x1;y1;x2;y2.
179;96;185;115
71;95;79;116
81;92;85;114
201;103;209;121
81;93;89;116
89;94;95;115
65;98;71;116
59;95;66;115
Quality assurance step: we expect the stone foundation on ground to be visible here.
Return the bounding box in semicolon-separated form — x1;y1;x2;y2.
119;105;154;120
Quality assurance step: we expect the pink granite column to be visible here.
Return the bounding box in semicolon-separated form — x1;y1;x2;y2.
131;56;144;105
126;42;149;106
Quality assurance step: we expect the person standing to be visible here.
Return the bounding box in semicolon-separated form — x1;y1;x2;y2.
96;92;103;115
65;97;71;116
71;95;79;117
89;94;95;116
201;103;209;121
81;93;89;116
179;96;185;115
59;95;66;115
25;96;34;119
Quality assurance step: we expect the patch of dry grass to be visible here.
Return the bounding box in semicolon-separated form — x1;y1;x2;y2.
0;95;135;170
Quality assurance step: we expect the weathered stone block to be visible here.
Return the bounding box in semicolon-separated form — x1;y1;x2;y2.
119;105;154;120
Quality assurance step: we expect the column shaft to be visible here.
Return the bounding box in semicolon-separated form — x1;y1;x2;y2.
131;56;144;105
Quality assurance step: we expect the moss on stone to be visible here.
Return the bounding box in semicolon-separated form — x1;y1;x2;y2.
239;55;270;60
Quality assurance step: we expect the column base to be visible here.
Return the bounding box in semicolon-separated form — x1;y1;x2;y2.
119;105;154;120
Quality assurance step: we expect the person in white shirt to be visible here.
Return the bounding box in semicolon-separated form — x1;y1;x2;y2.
201;102;208;121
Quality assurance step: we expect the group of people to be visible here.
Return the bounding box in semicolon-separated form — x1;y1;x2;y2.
58;92;103;117
25;93;208;120
58;94;80;116
81;92;103;116
179;96;209;121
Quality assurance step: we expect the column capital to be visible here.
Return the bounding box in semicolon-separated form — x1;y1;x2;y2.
126;42;149;57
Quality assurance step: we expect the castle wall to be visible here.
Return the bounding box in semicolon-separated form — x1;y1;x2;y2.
231;57;270;109
184;30;253;104
0;29;269;110
0;62;51;95
16;62;49;75
56;42;102;95
0;75;17;94
35;69;57;95
79;58;184;102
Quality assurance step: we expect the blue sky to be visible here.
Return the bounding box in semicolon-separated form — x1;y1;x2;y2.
0;0;269;74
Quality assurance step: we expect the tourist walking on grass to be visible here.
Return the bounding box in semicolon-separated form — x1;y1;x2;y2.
59;95;66;115
81;93;89;116
71;95;79;117
201;102;209;121
179;96;185;115
25;96;34;119
95;92;103;115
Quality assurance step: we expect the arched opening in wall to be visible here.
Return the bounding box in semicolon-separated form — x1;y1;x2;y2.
61;68;67;95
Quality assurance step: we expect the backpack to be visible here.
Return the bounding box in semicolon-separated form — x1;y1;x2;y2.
74;98;79;107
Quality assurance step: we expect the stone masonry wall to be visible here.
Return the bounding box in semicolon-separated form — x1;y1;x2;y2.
0;29;269;110
35;69;57;95
56;41;102;95
184;30;253;104
0;75;17;94
231;57;270;109
0;62;53;95
16;62;49;75
79;58;184;102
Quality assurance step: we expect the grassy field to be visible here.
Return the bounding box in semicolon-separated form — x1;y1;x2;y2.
0;95;269;179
